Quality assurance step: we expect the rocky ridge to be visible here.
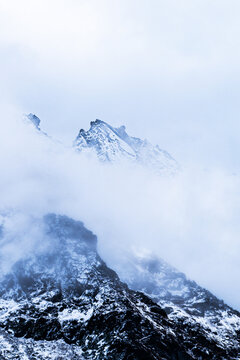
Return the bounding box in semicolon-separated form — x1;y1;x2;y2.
0;214;238;359
115;252;240;356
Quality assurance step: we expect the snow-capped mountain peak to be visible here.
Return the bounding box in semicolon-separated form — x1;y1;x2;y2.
74;119;179;175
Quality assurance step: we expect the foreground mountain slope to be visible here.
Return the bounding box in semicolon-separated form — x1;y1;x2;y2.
115;252;240;356
0;214;237;359
74;119;179;175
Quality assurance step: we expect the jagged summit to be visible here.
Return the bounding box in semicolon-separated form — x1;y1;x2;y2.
74;119;179;175
25;113;41;130
23;114;54;141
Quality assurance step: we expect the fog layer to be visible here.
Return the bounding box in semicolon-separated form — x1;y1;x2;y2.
0;112;239;310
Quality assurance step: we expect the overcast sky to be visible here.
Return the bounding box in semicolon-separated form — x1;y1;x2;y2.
1;0;240;170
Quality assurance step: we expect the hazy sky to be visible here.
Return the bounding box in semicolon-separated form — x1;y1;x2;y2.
1;0;240;170
1;1;240;309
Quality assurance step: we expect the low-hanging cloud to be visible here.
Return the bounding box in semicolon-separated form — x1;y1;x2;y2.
0;109;240;310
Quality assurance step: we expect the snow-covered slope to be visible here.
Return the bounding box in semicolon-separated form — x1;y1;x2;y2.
0;328;85;360
114;251;240;356
74;119;179;175
0;213;238;359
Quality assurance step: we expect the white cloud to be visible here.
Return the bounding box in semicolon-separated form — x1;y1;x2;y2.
0;113;240;309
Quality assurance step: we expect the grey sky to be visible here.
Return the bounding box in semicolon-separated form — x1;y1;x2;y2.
1;0;240;170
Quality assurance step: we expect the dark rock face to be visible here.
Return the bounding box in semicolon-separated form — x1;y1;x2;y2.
0;214;238;359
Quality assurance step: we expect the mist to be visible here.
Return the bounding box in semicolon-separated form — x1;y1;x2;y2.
0;110;240;310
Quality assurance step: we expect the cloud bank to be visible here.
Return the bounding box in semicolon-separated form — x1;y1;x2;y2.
0;111;240;310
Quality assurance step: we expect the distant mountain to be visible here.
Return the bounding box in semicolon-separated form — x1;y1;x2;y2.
0;213;237;359
74;119;179;175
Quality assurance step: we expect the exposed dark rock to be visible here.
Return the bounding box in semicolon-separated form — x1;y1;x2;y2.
0;214;238;359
